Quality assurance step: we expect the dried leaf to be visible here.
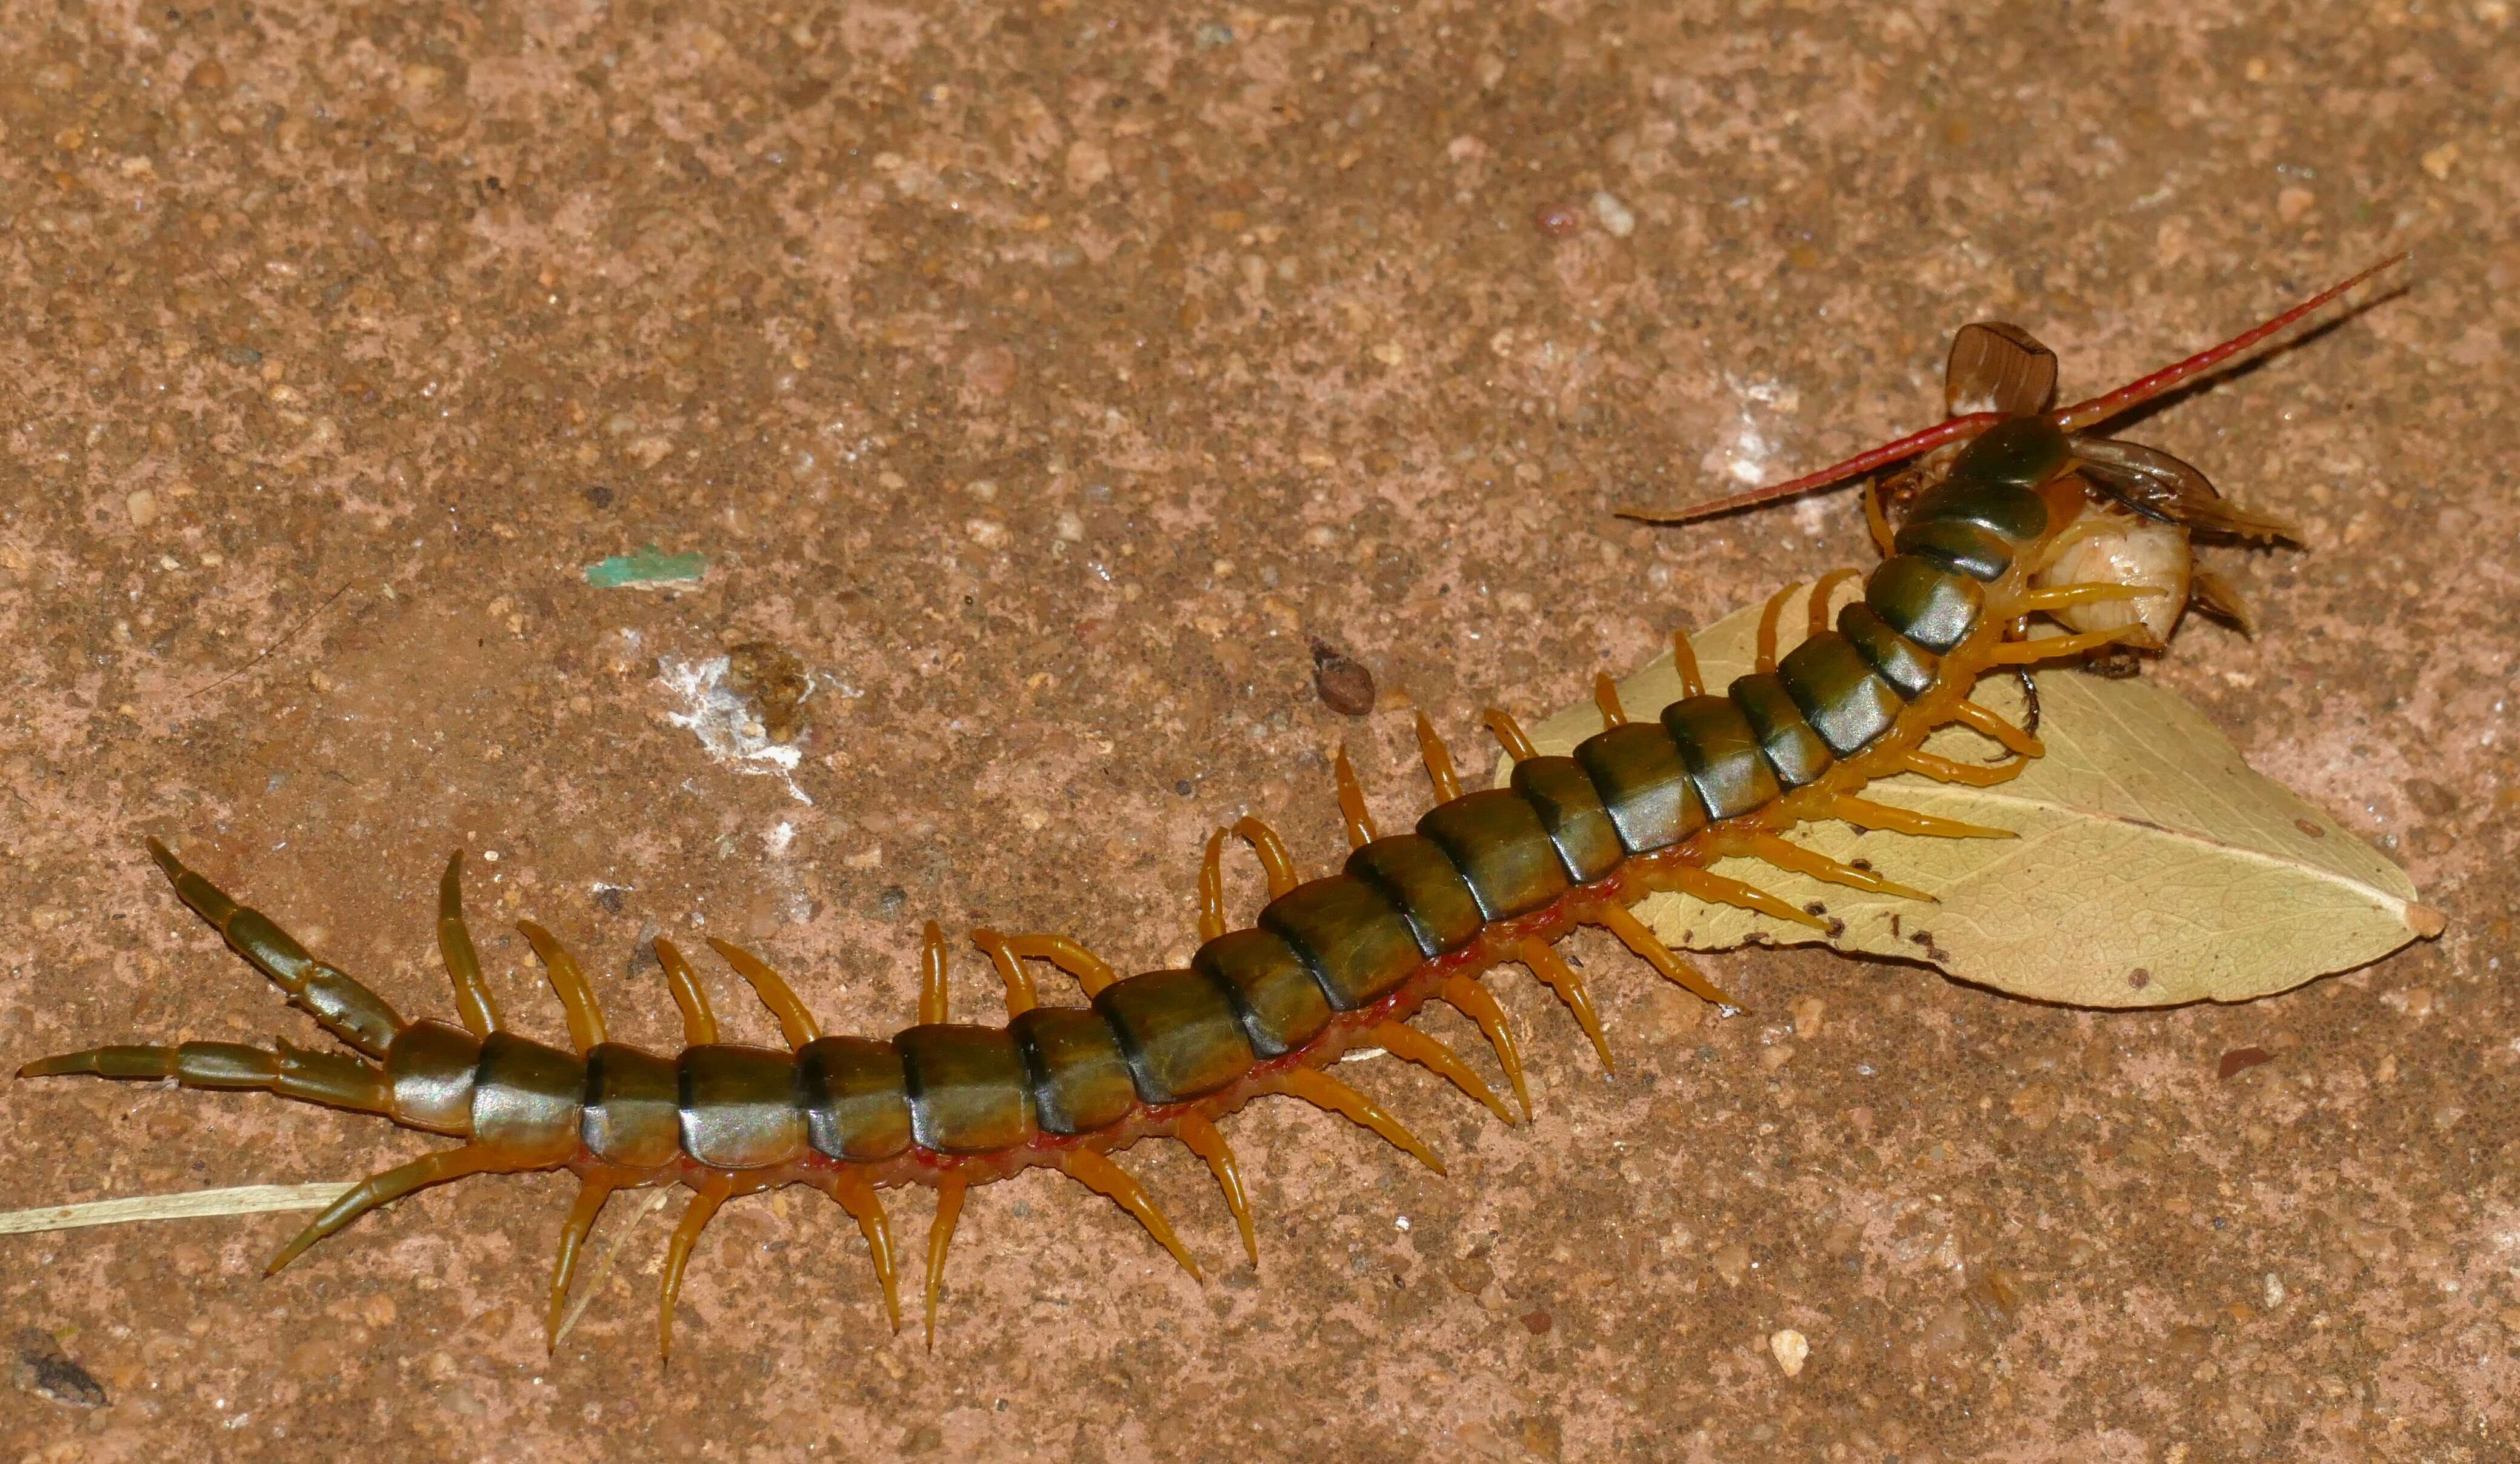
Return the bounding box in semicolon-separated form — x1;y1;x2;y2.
1515;586;2439;1006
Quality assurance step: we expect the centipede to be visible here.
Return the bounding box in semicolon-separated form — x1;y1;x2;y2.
17;256;2405;1357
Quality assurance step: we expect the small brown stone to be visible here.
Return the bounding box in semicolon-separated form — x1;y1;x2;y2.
1309;637;1376;716
2217;1046;2275;1080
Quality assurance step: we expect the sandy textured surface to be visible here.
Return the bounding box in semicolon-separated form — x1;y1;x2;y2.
3;2;2513;1460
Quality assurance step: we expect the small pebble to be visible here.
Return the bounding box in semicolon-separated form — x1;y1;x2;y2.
1710;1241;1751;1286
1310;638;1376;716
1590;190;1636;238
126;488;159;527
1768;1328;1808;1377
2216;1046;2273;1080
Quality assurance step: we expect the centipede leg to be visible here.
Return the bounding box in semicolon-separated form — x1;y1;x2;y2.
1438;973;1530;1120
436;853;505;1037
144;838;404;1058
1736;832;1936;902
267;1146;508;1275
1332;745;1378;849
705;937;824;1046
1173;1111;1258;1266
1059;1149;1203;1282
925;1176;968;1349
545;1176;618;1350
1516;938;1615;1075
1270;1068;1445;1175
1985;623;2162;664
1667;866;1833;932
518;921;608;1053
653;937;721;1043
1594;903;1741;1009
1753;582;1800;674
1898;749;2030;787
1413;713;1464;803
1944;698;2044;759
658;1174;734;1360
814;1168;901;1332
1827;794;2014;840
21;1039;388;1115
1368;1020;1516;1125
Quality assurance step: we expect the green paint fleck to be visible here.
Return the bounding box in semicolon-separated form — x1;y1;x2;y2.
585;545;707;589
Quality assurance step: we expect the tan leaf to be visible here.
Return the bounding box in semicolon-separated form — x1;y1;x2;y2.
1512;586;2441;1007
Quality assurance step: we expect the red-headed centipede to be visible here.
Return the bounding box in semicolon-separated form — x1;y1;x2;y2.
16;256;2404;1357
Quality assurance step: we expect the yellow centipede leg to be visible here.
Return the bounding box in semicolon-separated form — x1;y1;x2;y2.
1482;708;1538;764
1594;902;1741;1008
1271;1068;1444;1175
1828;794;2015;840
658;1175;734;1361
1944;699;2044;759
1368;1020;1516;1125
1232;816;1301;898
268;1146;506;1275
1670;628;1705;699
1059;1149;1203;1282
994;932;1119;997
1738;832;1935;901
1754;581;1800;674
1806;567;1862;644
918;921;950;1025
2025;516;2115;573
653;937;721;1045
1985;624;2163;664
518;920;607;1052
1899;749;2030;787
925;1175;967;1351
545;1176;617;1351
819;1168;901;1332
1332;744;1378;850
1198;828;1230;943
1518;937;1614;1075
2006;582;2166;615
1413;712;1464;803
1669;866;1833;932
1592;672;1628;728
705;937;825;1046
1862;480;1895;557
967;929;1042;1017
1439;973;1530;1120
1173;1111;1258;1266
436;853;504;1037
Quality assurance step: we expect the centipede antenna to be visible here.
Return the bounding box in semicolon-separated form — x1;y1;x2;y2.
1231;816;1301;898
436;853;504;1037
1592;673;1628;728
1595;903;1741;1009
1369;1021;1516;1125
967;929;1042;1017
1270;1068;1444;1175
2050;254;2407;432
1481;708;1538;763
919;921;950;1026
519;920;607;1052
1518;938;1615;1074
1670;628;1705;699
1059;1149;1203;1282
546;1178;618;1351
1332;744;1378;849
1754;582;1800;674
925;1175;968;1349
653;937;720;1045
1618;412;2004;524
1173;1111;1258;1266
1439;972;1530;1120
705;937;824;1047
1413;712;1463;803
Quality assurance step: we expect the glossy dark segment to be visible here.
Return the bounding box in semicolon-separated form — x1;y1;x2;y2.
1509;755;1625;882
224;908;401;1057
1728;672;1833;787
679;1044;806;1168
1865;554;1983;652
1260;875;1425;1011
470;1032;584;1163
1838;602;1939;698
1778;632;1905;757
1891;517;2015;583
896;1024;1035;1155
1573;721;1707;854
1344;835;1484;955
1417;787;1572;921
1193;926;1335;1057
383;1018;481;1135
1012;1006;1138;1135
1943;416;2072;496
1096;968;1255;1104
796;1035;913;1160
1663;694;1783;820
582;1041;682;1166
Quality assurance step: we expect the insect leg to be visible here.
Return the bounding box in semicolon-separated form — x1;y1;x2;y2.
1806;568;1863;643
1985;624;2162;664
651;937;721;1043
1753;582;1800;674
1058;1149;1203;1282
144;838;403;1058
1268;1068;1444;1175
1516;938;1614;1074
1438;973;1530;1119
1332;745;1378;849
925;1175;968;1349
1735;832;1935;902
812;1168;901;1332
1367;1020;1516;1125
267;1146;509;1275
975;932;1118;998
517;921;608;1052
658;1174;735;1360
1944;700;2044;758
1667;866;1833;931
1594;903;1741;1008
1412;713;1464;802
1481;709;1538;763
1827;794;2014;840
1897;749;2030;787
967;930;1042;1017
1670;629;1705;698
544;1175;618;1349
436;854;505;1038
1173;1111;1258;1266
704;937;823;1047
1592;674;1628;727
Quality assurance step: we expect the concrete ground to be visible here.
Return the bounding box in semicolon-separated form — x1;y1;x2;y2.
2;2;2512;1460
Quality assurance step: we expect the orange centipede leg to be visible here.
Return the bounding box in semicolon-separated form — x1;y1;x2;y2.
1592;673;1628;727
1806;567;1862;644
267;1146;507;1275
2006;582;2164;615
1198;828;1230;943
1059;1149;1203;1282
1232;816;1301;898
1668;866;1832;931
992;932;1119;997
1413;712;1464;803
1828;794;2014;840
1898;749;2030;787
1754;581;1800;674
653;937;721;1044
1738;832;1936;902
1332;744;1378;850
1439;973;1530;1120
1670;627;1705;699
1594;902;1740;1008
925;1176;968;1350
705;937;825;1046
1368;1020;1516;1125
967;929;1042;1017
1862;480;1895;557
436;853;504;1037
1481;708;1538;764
1271;1068;1445;1175
518;920;608;1052
658;1175;735;1361
1944;699;2044;760
919;921;950;1024
1518;938;1615;1075
1985;624;2162;664
1173;1111;1258;1266
545;1175;619;1350
816;1168;902;1332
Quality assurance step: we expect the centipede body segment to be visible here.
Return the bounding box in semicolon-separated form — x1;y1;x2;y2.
18;259;2402;1356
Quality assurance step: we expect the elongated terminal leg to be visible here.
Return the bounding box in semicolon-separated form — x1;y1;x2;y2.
1332;745;1378;849
1737;832;1935;902
813;1168;901;1332
268;1146;508;1275
706;937;824;1046
652;937;721;1043
437;854;505;1038
658;1175;735;1360
19;1040;388;1114
1413;713;1463;803
1517;938;1614;1074
1482;709;1537;763
1438;973;1530;1119
1173;1111;1258;1266
925;1176;968;1349
1828;794;2014;840
1595;903;1741;1008
545;1177;618;1349
1369;1021;1515;1124
1754;582;1800;674
1271;1068;1444;1175
143;839;403;1058
1899;749;2028;787
1944;699;2044;759
1669;866;1832;931
1059;1149;1202;1282
518;921;608;1052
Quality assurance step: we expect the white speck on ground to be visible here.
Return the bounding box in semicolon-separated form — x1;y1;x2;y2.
658;655;813;804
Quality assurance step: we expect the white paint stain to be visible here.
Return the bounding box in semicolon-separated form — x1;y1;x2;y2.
656;655;813;804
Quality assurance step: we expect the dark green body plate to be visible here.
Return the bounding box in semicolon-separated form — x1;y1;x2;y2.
1778;632;1906;757
1940;416;2072;497
1838;603;1939;698
1012;1006;1138;1135
1509;755;1625;882
1663;695;1783;821
1865;555;1983;652
1728;672;1833;788
472;1032;584;1163
1892;518;2016;582
1344;835;1485;956
1193;926;1335;1057
1417;788;1572;921
796;1035;913;1160
678;1045;805;1169
384;1018;481;1135
1260;875;1426;1011
1573;722;1706;854
582;1042;682;1166
895;1024;1035;1154
1095;968;1256;1104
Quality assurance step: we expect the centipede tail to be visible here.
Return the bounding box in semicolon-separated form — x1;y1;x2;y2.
18;263;2401;1353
